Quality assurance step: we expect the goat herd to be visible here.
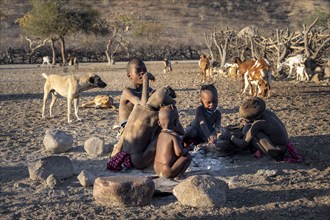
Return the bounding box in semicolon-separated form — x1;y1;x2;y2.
196;54;326;98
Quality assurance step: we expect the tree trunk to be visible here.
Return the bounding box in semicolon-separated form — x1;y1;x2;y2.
51;39;56;65
60;36;66;64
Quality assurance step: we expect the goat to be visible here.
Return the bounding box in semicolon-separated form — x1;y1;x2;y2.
67;54;78;70
199;54;212;83
234;57;272;97
246;58;272;97
278;54;304;78
224;63;239;80
41;56;51;67
163;58;172;74
234;57;256;93
296;62;310;81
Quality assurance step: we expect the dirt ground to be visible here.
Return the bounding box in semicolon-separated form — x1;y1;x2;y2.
0;61;329;219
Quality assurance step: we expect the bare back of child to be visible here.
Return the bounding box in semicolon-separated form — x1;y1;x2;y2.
108;70;177;170
154;105;192;179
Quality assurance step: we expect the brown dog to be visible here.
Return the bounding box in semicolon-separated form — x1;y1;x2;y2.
41;73;107;123
81;95;115;109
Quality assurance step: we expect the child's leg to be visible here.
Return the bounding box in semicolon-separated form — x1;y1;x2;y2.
231;121;264;149
171;154;192;178
183;126;204;145
130;137;158;169
253;132;287;159
155;154;192;179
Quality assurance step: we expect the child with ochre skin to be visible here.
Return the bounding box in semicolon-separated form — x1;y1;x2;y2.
230;97;289;160
154;105;193;179
118;58;155;128
183;84;221;145
111;58;155;157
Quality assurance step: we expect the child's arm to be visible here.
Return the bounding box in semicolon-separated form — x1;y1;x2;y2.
195;107;215;143
173;136;189;157
140;73;150;106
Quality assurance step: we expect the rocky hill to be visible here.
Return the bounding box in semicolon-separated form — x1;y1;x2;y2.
1;0;329;59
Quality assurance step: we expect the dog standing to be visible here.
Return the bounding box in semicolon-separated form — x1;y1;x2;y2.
41;73;107;123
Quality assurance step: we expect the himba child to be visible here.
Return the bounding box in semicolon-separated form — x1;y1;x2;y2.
154;104;193;179
111;58;155;157
183;84;221;145
118;58;155;128
230;97;302;161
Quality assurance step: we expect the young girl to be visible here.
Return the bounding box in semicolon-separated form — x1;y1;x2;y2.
183;84;221;145
154;105;193;179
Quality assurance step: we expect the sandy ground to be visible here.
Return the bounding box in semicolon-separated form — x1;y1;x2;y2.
0;61;329;219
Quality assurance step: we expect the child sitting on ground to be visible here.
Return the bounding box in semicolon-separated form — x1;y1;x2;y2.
154;105;193;179
118;58;155;128
230;97;295;161
183;84;221;145
111;58;155;157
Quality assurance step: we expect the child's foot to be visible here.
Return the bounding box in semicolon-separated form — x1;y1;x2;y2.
230;135;247;148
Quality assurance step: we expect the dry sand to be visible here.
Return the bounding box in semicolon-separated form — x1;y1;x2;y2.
0;61;329;219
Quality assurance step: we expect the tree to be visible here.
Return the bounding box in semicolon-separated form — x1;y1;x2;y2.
105;12;132;65
18;0;107;64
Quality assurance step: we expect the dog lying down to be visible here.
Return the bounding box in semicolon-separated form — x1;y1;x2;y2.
81;95;116;109
41;73;107;123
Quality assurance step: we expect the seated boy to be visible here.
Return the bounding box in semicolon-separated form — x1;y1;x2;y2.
230;97;288;160
111;58;155;157
183;84;221;145
154;105;193;179
107;80;177;170
118;58;155;129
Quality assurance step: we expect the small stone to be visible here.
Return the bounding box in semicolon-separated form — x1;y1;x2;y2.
84;137;105;155
46;174;58;188
43;129;73;153
77;170;95;187
256;169;278;177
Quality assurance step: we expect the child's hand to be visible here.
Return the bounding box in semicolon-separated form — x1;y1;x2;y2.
146;72;155;82
208;135;217;144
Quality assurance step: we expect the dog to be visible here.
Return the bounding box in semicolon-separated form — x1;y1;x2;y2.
81;95;115;109
41;73;107;123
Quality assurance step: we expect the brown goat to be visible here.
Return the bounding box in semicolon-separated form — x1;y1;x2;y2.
199;54;211;83
234;57;272;97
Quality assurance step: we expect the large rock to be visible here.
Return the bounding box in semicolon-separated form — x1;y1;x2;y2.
84;136;106;155
93;176;155;207
43;129;73;153
173;175;228;207
28;156;73;181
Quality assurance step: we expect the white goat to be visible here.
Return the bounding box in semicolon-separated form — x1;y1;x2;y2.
41;56;51;67
296;62;309;81
278;54;304;78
